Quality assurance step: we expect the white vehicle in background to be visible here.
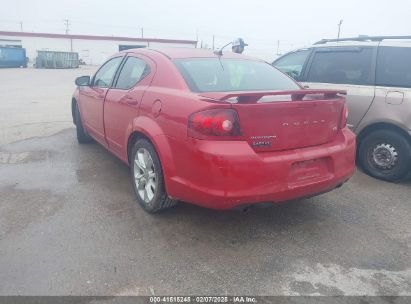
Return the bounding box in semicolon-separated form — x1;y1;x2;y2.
273;36;411;182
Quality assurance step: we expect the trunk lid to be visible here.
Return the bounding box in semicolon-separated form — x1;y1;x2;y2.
200;90;346;152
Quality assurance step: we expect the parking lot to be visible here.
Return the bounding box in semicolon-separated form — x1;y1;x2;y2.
0;67;410;296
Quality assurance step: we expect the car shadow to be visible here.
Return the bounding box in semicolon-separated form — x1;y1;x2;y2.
80;135;348;235
54;130;410;267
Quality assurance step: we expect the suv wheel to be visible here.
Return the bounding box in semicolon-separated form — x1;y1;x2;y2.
130;139;177;213
358;129;411;182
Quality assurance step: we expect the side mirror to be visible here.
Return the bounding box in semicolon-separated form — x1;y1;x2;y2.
75;75;90;86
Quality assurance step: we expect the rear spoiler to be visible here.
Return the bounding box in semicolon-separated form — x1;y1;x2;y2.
200;89;347;103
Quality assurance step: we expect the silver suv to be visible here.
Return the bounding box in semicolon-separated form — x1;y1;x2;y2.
273;36;411;182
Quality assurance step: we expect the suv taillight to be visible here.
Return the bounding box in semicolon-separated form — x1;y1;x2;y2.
188;109;242;139
340;104;348;129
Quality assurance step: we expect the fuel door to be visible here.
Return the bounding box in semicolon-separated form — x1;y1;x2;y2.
385;90;404;105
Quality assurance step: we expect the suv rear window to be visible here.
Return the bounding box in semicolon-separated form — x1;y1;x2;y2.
376;47;411;88
307;48;373;85
174;58;299;92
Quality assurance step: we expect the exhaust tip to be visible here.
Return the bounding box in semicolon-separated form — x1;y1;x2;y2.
234;202;274;212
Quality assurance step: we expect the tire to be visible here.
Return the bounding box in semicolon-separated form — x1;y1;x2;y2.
358;129;411;182
130;138;177;213
74;103;93;144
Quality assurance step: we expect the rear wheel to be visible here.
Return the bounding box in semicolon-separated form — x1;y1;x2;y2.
74;103;93;144
130;138;177;213
358;129;411;182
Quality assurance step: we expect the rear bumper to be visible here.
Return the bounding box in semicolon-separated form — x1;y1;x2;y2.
165;128;356;210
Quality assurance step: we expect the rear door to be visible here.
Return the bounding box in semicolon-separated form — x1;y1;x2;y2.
359;43;411;132
104;54;155;160
79;56;123;145
301;46;377;131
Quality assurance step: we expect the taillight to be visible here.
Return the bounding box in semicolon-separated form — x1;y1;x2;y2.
188;109;242;139
339;104;348;129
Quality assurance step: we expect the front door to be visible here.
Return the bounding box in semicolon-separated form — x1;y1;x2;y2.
79;56;123;145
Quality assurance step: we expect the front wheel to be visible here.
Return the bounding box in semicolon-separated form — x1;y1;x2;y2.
358;129;411;182
74;103;93;144
130;139;177;213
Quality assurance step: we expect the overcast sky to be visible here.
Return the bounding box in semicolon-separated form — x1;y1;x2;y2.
1;0;411;60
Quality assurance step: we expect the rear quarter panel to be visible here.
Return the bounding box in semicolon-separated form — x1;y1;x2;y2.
136;86;230;188
355;87;411;136
127;54;231;195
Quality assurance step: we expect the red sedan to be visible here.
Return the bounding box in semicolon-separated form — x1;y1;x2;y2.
72;48;356;212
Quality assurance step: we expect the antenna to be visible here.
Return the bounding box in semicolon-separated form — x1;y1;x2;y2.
213;41;232;56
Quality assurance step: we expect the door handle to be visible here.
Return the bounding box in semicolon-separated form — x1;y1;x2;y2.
303;85;310;89
121;96;139;105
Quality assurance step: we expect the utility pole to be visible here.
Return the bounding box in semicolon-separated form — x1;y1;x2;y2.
212;35;215;50
63;19;73;52
276;40;280;56
337;19;343;39
64;19;70;35
19;21;23;32
141;27;144;38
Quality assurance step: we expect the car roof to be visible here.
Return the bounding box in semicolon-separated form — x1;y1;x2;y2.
312;41;380;48
124;47;260;60
281;38;411;55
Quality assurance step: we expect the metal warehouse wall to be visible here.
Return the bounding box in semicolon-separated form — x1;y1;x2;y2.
0;35;195;65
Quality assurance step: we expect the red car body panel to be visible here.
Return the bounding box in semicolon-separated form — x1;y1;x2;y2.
164;128;355;209
103;54;157;161
73;48;356;210
80;86;108;146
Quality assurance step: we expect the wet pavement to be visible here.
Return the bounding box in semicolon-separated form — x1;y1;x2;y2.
0;68;410;296
0;65;97;145
0;129;411;295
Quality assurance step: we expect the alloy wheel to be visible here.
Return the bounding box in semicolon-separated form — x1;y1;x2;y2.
133;148;157;203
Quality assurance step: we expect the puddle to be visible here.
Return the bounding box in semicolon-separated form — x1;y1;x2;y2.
0;151;49;164
282;262;411;295
0;185;64;236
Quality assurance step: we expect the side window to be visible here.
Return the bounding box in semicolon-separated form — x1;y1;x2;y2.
307;48;373;85
92;57;123;88
115;57;149;90
376;47;411;88
273;50;310;80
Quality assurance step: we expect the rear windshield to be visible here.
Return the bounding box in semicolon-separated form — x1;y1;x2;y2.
174;58;299;92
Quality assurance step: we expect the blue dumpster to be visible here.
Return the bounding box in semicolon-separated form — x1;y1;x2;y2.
0;47;27;68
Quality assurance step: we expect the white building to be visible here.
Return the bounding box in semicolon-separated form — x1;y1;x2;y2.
0;31;197;65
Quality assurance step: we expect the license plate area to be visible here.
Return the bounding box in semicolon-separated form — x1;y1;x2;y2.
288;157;333;187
